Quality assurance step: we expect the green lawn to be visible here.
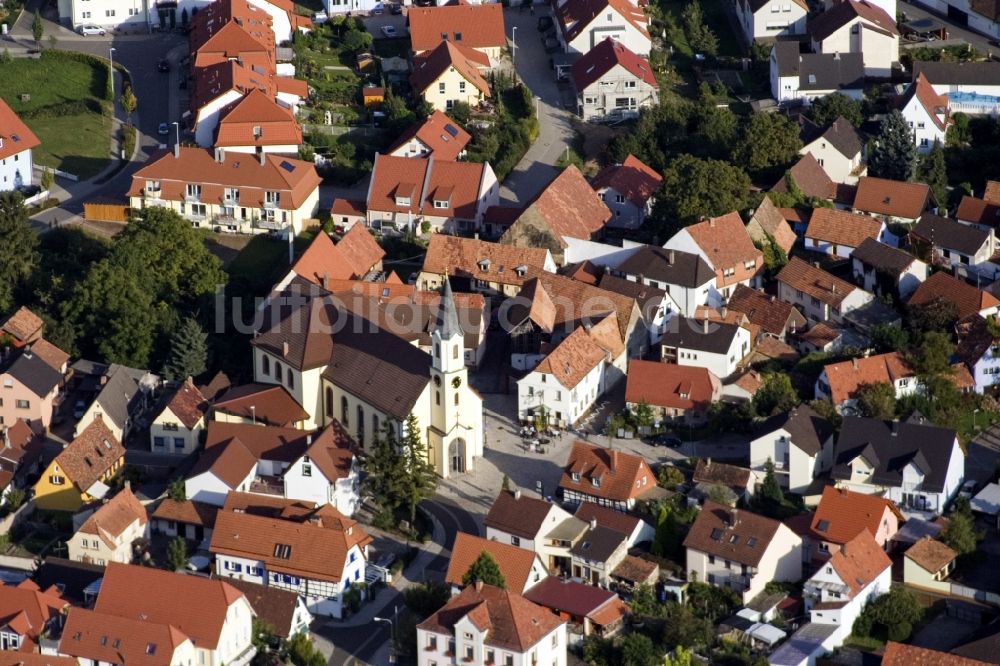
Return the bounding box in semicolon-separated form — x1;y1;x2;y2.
0;51;112;179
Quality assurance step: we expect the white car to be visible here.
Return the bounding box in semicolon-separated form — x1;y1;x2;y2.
380;25;397;38
312;10;328;24
77;24;106;36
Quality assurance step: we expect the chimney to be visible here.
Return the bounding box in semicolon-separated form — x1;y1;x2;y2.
173;142;180;159
831;284;838;294
282;341;289;357
891;420;899;436
769;295;776;303
513;489;521;501
589;518;597;530
124;480;131;491
709;218;716;227
610;449;618;470
321;272;329;290
214;147;225;163
668;249;675;264
475;580;484;592
720;306;728;319
731;508;739;526
852;358;858;370
703;319;709;333
306;434;313;445
259;151;266;166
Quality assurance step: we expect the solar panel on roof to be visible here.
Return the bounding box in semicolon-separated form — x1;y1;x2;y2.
444;124;459;137
279;160;295;172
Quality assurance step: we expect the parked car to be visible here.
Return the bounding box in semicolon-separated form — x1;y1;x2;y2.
158;122;170;136
537;16;553;31
157;59;170;73
543;36;560;53
77;24;106;36
380;25;397;38
390;3;403;14
312;10;329;23
73;400;87;419
372;2;385;14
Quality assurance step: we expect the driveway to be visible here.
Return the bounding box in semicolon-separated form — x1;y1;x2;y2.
500;6;576;205
899;0;997;53
966;423;1000;484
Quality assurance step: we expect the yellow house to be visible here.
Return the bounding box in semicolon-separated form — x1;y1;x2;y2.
410;41;491;113
35;416;126;512
903;536;958;593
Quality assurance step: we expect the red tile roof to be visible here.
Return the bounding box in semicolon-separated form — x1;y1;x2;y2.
336;224;385;278
559;441;654;502
905;536;957;573
882;642;992;666
727;284;805;337
683;501;783;566
388;110;471;161
821;352;914;405
984;180;1000;204
908;271;1000;320
422;235;550;286
903;72;951;131
532;325;608;389
811;486;902;544
1;306;44;344
508;166;612;246
808;0;898;41
0;100;40;163
683;212;763;287
410;41;491;97
55;418;125;492
956;194;1000;226
78;487;147;547
301;421;357;482
213;383;310;426
571;38;658;91
484;490;559;540
524;576;625;623
854;176;931;219
162;378;208;430
590;153;662;208
557;0;649;43
445;532;543;592
805;207;883;249
773;153;837;200
825;530;891;598
367;153;488;220
191;60;276;115
151;499;218;528
408;3;506;52
61;607;190;666
215;89;302;148
0;580;67;651
777;257;859;308
625;360;720;411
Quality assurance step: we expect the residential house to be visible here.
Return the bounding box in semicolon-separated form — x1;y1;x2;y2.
60;606;197;666
0;579;68;652
74;363;144;444
0;654;75;666
0;100;40;191
523;577;629;638
659;316;751;380
365;153;499;233
910;213;993;269
35;418;125;512
808;0;899;77
663;212;764;303
446;532;548;594
553;0;651;57
574;502;655;548
683;501;803;603
746;197;797;256
222;578;312;641
0;306;43;346
955;315;1000;394
92;563;256;666
798;116;867;185
908;271;1000;321
614;246;716;318
211;88;302;154
736;0;807;43
211;501;371;618
913;61;1000;116
806;486;902;563
900;72;950;151
407;4;506;62
832;413;965;514
772;153;838;201
853;176;931;224
571;39;659;122
251;279;484;479
211;383;311;428
128;147;321;238
883;642;993;666
500;166;613;266
804;207;886;257
328;198;366;230
590;154;662;229
815;351;917;412
0;343;65;432
776;257;874;323
150;378;208;455
0;420;44;503
750;405;835;495
151;498;218;544
624;359;721;425
279;420;360;515
484;489;586;575
802;531;892;647
596;273;672;343
957;182;1000;231
277;224;386;285
67;486;149;565
387;110;471;161
409;41;492;113
726;285;807;342
770;42;865;105
416;582;567;666
903;537;958;592
558;441;656;511
692;459;755;504
418;235;555;298
850;237;928;300
568;519;632;587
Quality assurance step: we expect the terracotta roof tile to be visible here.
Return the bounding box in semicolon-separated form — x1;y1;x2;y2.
748;197;797;255
777;257;860;308
984;180;1000;204
883;641;992;666
728;285;805;337
410;41;491;97
571;39;658;91
591;154;662;208
902;72;951;132
908;271;1000;321
682;212;764;287
805;207;883;249
28;339;69;373
530;272;636;342
78;487;147;547
300;421;356;482
611;554;658;584
161;378;208;431
854;176;931;219
215;89;302;148
0;100;41;162
367;153;488;220
693;459;752;491
773;154;837;200
557;0;649;43
204;421;313;464
821;351;914;405
825;530;891;597
811;486;902;544
220;578;301;638
574;502;643;536
1;307;43;344
422;235;549;287
682;501;783;566
808;0;898;41
408;4;506;52
388;110;471;161
61;607;190;666
506;166;612;246
445;533;542;592
904;536;957;573
0;580;66;648
533;325;607;389
151;499;218;528
524;576;625;621
335;224;385;278
55;418;125;492
188;436;257;488
558;441;654;502
625;360;720;411
290;231;356;283
213;383;310;426
0;653;78;666
485;490;558;540
956;195;1000;226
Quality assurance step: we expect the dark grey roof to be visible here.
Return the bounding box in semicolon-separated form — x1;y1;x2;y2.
798;53;865;91
773;41;801;77
660;316;742;355
570;525;626;563
2;350;62;398
798;116;824;146
756;404;834;457
913;61;1000;87
832;416;959;493
912;213;990;256
617;246;715;289
850;237;918;275
92;364;141;432
817;117;865;159
841;299;902;332
435;278;463;341
597;274;666;321
952;618;1000;662
34;557;105;605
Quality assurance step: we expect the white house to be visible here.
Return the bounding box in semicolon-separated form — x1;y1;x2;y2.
776;257;874;323
911;213;992;268
815;352;918;413
591;155;662;230
809;0;899;77
484;489;586;575
736;0;807;43
913;61;1000;116
280;425;361;516
750;405;835;495
211;502;371;618
61;606;198;666
770;43;865;105
832;414;965;515
74;364;144;444
416;583;567;666
804;207;887;258
0;100;40;192
956;315;1000;394
67;486;149;566
851;237;928;301
570;38;659;122
553;0;651;57
900;73;950;151
150;378;208;456
659;316;751;380
683;501;803;603
799;116;867;185
614;246;716;318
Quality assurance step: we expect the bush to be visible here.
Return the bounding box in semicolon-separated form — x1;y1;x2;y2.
888;621;912;642
122;124;136;159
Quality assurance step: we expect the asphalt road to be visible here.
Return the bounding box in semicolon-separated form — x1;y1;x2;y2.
899;0;997;55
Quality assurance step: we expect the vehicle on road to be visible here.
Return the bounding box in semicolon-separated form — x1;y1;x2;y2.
157;59;170;72
648;434;683;448
543;35;560;53
372;2;385;14
77;24;106;36
158;122;170;136
537;16;553;31
380;25;397;38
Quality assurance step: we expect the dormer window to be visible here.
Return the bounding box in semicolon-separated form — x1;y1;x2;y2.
146;180;160;192
478;258;491;271
571;472;580;482
591;476;601;488
225;187;239;202
434;198;450;209
515;265;527;277
253;125;262;138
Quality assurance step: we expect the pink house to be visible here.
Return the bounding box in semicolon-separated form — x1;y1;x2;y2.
799;486;903;565
0;341;69;431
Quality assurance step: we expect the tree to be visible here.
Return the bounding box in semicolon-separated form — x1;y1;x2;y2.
461;551;506;588
632;400;654;430
651;503;674;557
947;112;971;146
162;317;208;381
167;477;187;502
733;112;803;174
446;101;471;127
5;488;25;511
860;585;923;641
759;459;784;505
658;154;750;226
913;330;955;378
869;110;917;182
400;413;437;525
665;646;693;666
752;372;800;417
682;1;717;56
120;85;138;123
907;297;958;336
31;10;42;45
662;603;713;650
856;382;897;419
285;633;325;666
0;192;39;313
808;93;864;128
620;633;659;666
942;497;978;555
342;28;372;52
581;635;618;666
707;483;735;505
917;140;948;208
501;474;511;491
166;536;188;571
657;465;684;489
251;617;278;653
870;323;910;354
403;581;451;619
362;420;407;526
40;167;54;191
180;7;189;28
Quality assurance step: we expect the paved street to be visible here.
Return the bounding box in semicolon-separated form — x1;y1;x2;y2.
900;0;998;55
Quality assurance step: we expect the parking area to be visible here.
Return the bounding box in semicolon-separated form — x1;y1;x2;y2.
363;10;408;39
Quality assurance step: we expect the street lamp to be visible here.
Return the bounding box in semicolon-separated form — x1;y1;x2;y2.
534;95;540;119
512;26;517;65
109;47;117;97
374;607;399;662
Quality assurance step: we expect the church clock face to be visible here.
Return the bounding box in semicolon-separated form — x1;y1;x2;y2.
452;377;462;389
434;375;442;386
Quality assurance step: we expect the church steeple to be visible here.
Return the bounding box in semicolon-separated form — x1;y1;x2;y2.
435;277;462;341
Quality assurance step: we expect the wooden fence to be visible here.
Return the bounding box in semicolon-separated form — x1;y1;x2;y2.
84;202;130;222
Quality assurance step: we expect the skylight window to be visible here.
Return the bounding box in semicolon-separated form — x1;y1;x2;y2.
274;543;292;559
710;528;723;541
816;519;829;532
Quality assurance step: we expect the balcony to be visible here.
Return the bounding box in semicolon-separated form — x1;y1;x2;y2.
184;191;201;203
263;197;279;209
249;475;284;496
144;187;161;199
256;217;286;231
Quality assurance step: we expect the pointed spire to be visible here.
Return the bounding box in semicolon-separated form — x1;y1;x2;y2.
436;277;462;340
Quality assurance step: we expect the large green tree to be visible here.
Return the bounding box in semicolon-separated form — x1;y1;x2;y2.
166;536;188;571
732;112;803;174
620;633;659;666
658;154;750;226
869;110;917;181
682;1;718;56
752;372;799;417
856;381;897;420
0;191;38;313
163;317;208;381
907;297;959;336
917;140;948;207
808;93;865;128
942;497;979;555
400;413;437;525
758;459;784;505
362;420;408;526
461;551;506;588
